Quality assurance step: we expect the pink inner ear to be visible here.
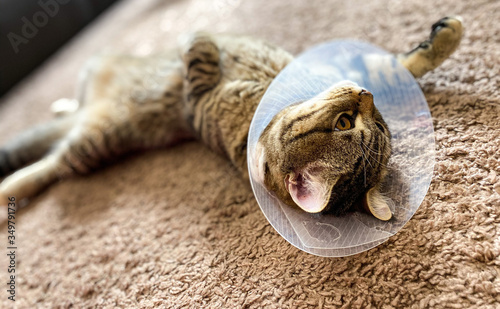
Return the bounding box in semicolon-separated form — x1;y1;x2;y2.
285;172;328;213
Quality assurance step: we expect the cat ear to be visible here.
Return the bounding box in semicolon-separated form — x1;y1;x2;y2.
285;168;330;213
362;187;392;221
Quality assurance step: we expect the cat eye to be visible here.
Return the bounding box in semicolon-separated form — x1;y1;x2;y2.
335;114;354;131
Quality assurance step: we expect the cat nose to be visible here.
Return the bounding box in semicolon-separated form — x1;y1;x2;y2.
357;89;374;116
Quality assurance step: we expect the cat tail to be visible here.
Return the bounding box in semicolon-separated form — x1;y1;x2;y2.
0;113;76;178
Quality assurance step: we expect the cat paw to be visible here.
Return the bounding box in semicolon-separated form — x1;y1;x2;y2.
429;16;464;56
398;16;464;77
431;16;463;36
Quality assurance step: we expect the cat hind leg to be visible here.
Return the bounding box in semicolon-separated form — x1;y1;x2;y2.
0;118;122;205
0;114;76;178
397;16;464;78
0;154;62;205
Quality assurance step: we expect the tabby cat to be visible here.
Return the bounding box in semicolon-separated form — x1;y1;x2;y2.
0;17;463;220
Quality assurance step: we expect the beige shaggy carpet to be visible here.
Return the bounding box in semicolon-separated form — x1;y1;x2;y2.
0;0;499;308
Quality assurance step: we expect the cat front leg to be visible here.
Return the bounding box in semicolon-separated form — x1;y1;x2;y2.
179;32;221;104
397;16;464;78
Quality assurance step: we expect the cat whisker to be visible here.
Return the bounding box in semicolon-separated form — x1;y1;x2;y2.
361;141;388;168
361;140;382;155
359;144;374;169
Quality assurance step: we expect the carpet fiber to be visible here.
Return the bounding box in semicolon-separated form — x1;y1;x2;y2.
0;0;499;308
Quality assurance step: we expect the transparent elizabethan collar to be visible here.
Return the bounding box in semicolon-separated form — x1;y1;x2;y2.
247;40;435;257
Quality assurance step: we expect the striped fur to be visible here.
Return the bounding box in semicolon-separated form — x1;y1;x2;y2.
256;83;392;215
0;17;463;217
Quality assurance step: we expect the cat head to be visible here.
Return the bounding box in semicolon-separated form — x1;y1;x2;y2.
252;81;392;220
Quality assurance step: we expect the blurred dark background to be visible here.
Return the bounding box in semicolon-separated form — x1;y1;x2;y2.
0;0;120;99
